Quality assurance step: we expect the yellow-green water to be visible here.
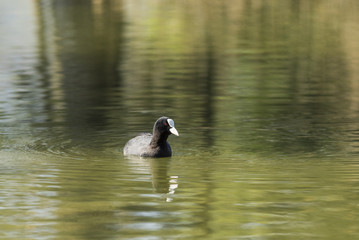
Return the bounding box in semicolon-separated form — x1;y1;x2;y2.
1;0;359;239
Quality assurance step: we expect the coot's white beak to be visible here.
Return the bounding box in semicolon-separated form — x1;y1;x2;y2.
167;119;179;136
169;127;179;136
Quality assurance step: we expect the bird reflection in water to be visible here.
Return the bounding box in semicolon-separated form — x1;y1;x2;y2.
150;158;178;202
125;156;178;202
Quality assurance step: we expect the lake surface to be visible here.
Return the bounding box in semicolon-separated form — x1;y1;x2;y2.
1;0;359;239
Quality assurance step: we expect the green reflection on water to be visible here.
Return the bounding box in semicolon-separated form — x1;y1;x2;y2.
1;0;359;239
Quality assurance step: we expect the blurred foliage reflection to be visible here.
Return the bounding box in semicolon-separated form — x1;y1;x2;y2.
17;0;357;155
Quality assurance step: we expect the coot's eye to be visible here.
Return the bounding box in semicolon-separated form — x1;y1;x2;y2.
164;122;168;126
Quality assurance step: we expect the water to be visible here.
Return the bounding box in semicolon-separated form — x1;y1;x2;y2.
1;0;359;239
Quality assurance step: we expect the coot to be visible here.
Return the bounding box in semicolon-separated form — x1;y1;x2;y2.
123;116;179;158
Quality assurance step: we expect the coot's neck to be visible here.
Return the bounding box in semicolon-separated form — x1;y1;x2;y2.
150;130;169;147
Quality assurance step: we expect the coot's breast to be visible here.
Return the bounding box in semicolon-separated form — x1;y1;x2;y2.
123;133;152;156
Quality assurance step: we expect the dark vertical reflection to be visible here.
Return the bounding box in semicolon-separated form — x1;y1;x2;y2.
37;0;124;134
201;26;215;148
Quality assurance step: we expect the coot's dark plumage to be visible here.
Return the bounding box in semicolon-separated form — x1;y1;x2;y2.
123;116;179;158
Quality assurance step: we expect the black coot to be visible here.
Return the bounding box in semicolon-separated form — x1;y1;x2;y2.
123;116;179;158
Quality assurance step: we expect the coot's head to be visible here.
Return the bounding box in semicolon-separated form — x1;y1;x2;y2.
153;116;179;137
